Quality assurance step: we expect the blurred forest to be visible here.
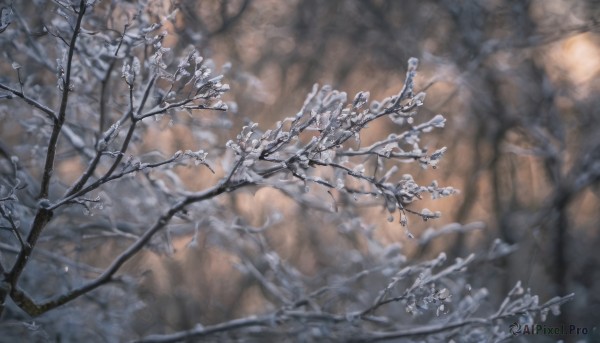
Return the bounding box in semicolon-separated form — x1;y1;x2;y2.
184;0;600;333
1;0;600;341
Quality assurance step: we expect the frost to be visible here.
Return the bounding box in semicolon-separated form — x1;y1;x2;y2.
208;75;223;83
412;92;426;106
430;147;447;161
429;114;446;128
400;213;408;227
121;62;134;85
436;303;445;316
132;57;141;75
352;91;369;109
0;6;12;33
353;164;365;175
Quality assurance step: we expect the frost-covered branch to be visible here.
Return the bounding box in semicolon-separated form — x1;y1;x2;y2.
221;59;457;235
133;247;573;342
8;176;251;316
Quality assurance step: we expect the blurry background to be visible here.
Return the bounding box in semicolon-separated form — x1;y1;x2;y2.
174;0;600;325
1;0;600;341
172;0;600;334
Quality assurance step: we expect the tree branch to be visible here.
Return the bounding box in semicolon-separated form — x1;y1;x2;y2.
0;83;57;122
7;178;251;316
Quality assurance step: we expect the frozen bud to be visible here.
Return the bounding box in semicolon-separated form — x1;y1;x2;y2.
429;114;446;128
407;57;419;71
412;92;426;106
352;91;370;109
37;198;51;209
